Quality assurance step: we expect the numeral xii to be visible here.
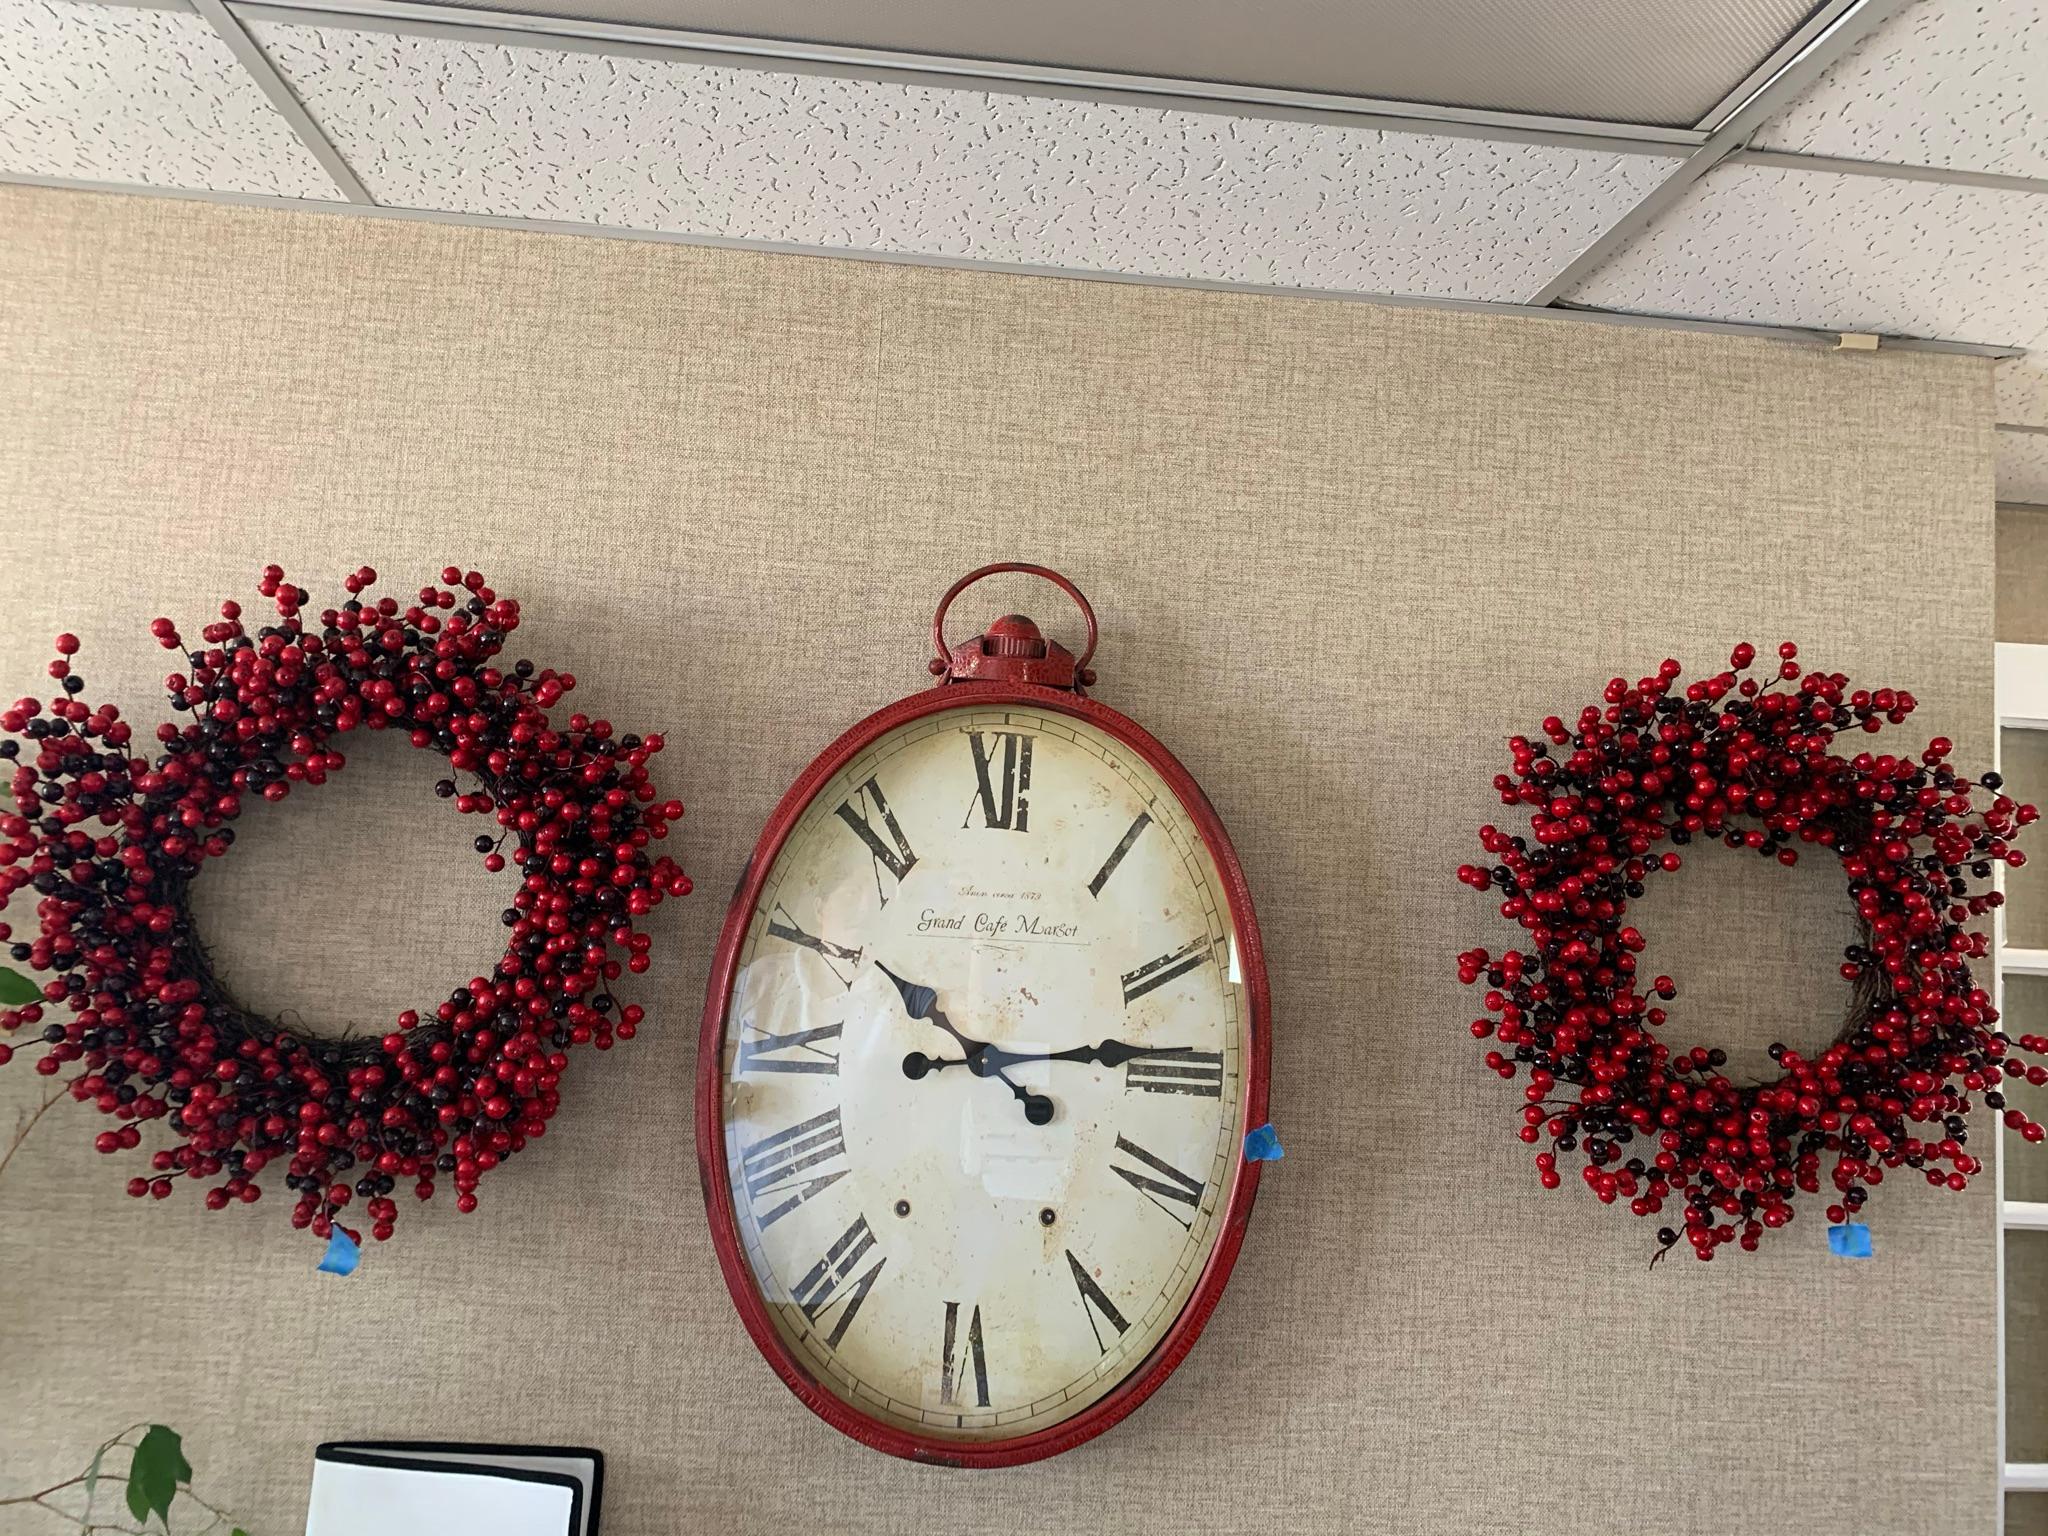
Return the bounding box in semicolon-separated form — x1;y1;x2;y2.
965;731;1032;832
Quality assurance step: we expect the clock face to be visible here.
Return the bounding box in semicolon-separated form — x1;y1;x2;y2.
712;700;1253;1448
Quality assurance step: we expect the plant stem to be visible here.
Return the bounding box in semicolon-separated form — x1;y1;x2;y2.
0;1473;89;1507
0;1084;66;1187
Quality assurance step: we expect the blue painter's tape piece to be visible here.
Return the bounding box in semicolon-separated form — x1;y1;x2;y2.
1827;1223;1873;1259
1244;1123;1284;1162
317;1227;360;1275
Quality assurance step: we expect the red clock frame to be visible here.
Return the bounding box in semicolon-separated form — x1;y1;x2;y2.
695;565;1272;1469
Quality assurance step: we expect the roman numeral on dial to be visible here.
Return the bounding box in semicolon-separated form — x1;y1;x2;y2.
1126;1049;1225;1098
738;1020;842;1075
1087;811;1151;897
834;777;917;903
1064;1250;1130;1355
1121;936;1211;1004
792;1215;886;1349
938;1301;990;1407
765;902;863;988
741;1107;849;1228
964;731;1032;832
1111;1134;1206;1228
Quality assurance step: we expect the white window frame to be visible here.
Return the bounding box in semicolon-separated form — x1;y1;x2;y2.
2000;642;2048;1521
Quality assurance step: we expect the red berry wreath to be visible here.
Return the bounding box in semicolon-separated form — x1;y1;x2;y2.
0;566;690;1246
1457;643;2039;1262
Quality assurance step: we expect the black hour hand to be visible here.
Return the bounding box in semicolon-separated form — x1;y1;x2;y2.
880;965;1054;1127
877;962;937;1022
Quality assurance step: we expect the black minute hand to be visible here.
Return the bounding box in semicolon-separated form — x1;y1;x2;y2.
970;1040;1204;1072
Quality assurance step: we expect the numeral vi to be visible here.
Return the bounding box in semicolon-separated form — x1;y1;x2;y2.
939;1301;990;1408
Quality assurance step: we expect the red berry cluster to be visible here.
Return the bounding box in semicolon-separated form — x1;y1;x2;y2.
1456;643;2038;1261
0;567;690;1246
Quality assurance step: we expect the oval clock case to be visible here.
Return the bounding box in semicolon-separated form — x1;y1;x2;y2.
697;565;1270;1467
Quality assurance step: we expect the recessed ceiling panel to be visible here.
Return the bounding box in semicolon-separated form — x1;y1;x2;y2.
257;20;1675;301
1753;0;2048;179
1567;161;2048;349
0;0;342;197
425;0;1826;127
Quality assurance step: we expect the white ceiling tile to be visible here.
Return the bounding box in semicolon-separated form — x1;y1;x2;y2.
1753;0;2047;181
254;21;1675;303
1567;162;2048;350
1999;360;2048;429
2001;429;2048;502
0;0;343;198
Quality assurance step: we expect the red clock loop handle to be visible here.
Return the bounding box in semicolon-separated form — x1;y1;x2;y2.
929;563;1099;692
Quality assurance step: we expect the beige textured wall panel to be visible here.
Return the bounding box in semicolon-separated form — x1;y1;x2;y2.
0;184;2001;1536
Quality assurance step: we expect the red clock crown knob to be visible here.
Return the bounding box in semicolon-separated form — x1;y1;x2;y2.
929;564;1099;693
982;614;1048;659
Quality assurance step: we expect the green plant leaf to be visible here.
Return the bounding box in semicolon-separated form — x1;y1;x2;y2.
85;1442;107;1496
0;967;39;1005
233;1529;251;1536
153;1424;192;1485
126;1424;189;1528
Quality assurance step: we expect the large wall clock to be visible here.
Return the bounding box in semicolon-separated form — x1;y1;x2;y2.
697;564;1271;1467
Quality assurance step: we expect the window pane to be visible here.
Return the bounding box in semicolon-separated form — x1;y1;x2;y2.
2007;978;2048;1204
2011;1229;2048;1463
2011;1493;2048;1536
2006;728;2048;952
